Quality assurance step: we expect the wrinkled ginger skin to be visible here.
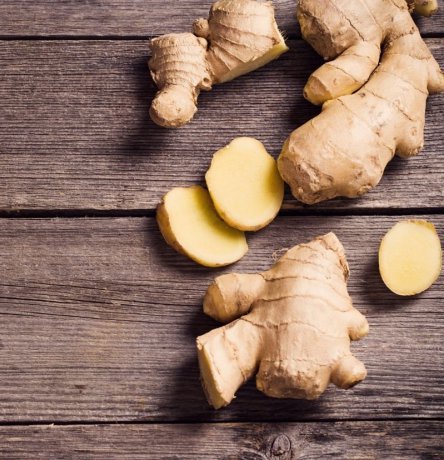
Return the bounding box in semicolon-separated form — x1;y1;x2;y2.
197;233;369;409
193;0;288;84
149;34;211;128
278;0;444;204
148;0;287;128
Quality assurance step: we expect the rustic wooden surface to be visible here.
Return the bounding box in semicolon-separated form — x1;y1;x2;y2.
1;421;443;459
0;0;443;37
0;0;443;458
1;39;443;211
1;215;443;424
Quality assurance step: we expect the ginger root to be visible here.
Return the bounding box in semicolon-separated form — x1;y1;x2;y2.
149;0;288;128
157;186;248;267
379;220;442;295
278;0;444;204
206;137;284;231
196;232;369;409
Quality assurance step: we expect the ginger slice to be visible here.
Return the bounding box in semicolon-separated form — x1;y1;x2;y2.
379;220;442;296
157;186;248;267
408;0;438;16
206;137;284;231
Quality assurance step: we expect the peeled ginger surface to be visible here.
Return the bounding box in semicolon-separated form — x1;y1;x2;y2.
157;186;248;267
206;137;284;231
379;220;442;295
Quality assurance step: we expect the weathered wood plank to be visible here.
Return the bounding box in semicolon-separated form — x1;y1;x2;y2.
0;39;443;212
0;216;442;422
0;421;443;459
0;0;443;37
1;0;297;37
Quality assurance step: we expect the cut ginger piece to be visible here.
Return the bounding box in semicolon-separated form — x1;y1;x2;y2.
157;186;248;267
205;137;284;231
379;220;442;296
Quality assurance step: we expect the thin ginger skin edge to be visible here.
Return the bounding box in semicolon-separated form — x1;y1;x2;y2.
278;0;444;204
148;0;288;128
197;233;369;409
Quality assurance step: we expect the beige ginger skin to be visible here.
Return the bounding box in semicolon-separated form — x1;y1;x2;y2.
196;232;369;409
278;0;444;204
149;0;288;128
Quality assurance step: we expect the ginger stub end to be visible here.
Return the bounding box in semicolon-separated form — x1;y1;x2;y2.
196;339;230;409
379;220;442;296
156;186;248;267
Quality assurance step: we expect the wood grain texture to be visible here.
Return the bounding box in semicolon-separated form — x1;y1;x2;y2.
0;216;442;422
0;421;443;459
0;0;443;37
0;39;443;212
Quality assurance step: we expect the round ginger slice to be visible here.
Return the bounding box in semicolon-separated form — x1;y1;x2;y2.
205;137;284;231
379;220;442;296
157;185;248;267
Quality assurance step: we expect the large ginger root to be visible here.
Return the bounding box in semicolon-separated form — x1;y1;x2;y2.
206;137;284;231
278;0;444;204
157;186;248;267
149;0;288;128
196;233;369;409
379;220;442;295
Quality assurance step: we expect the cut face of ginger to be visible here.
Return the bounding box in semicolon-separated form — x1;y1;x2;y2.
379;220;442;296
205;137;284;231
216;39;288;84
157;185;248;267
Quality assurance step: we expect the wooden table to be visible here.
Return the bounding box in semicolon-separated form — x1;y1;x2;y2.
0;1;443;458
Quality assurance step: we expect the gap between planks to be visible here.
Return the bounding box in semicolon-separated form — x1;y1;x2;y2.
0;207;443;219
0;416;443;427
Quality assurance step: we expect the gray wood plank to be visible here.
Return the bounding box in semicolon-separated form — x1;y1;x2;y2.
0;0;298;37
0;421;443;459
0;215;442;422
0;0;443;37
0;39;443;212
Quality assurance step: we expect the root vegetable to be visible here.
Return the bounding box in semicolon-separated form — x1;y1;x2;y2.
379;220;442;295
196;232;369;409
206;137;284;231
149;0;288;128
278;0;444;204
157;186;248;267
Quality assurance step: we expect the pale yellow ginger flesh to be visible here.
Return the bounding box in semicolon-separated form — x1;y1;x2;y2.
148;0;288;128
278;0;444;204
379;220;442;296
197;233;369;409
157;186;248;267
408;0;438;16
205;137;284;231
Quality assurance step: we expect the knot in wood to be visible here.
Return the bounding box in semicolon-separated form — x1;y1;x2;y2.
270;434;292;459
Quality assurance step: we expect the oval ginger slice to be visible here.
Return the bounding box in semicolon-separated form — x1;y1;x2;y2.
157;186;248;267
379;220;442;296
206;137;284;231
